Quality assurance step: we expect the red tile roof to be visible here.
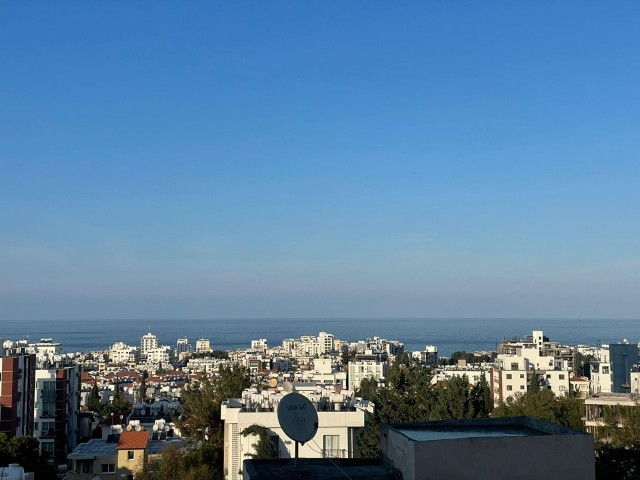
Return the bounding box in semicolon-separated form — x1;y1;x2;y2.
117;431;150;450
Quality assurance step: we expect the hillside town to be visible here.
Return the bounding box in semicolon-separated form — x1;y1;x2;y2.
0;328;638;479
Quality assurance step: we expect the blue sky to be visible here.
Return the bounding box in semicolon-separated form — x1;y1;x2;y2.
1;1;639;320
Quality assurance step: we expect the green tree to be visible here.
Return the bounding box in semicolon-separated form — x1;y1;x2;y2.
471;375;492;416
137;370;149;403
177;366;250;476
88;381;103;414
241;425;278;459
492;389;584;431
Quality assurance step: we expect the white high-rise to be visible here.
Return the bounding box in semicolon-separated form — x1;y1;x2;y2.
141;332;158;354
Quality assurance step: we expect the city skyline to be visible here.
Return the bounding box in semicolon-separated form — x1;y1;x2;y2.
2;2;640;321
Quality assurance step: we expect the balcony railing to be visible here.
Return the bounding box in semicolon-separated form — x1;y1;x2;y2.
323;449;346;458
40;429;56;438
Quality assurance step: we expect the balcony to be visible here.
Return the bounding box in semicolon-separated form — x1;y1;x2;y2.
40;429;56;439
322;449;346;458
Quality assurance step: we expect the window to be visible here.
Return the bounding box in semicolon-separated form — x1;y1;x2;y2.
510;363;519;370
323;435;341;458
506;374;512;380
559;374;565;380
520;385;525;390
41;442;54;455
128;451;135;460
520;374;525;378
507;385;513;391
101;464;116;474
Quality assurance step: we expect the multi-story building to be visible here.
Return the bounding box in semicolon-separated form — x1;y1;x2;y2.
140;332;158;358
0;341;36;436
584;392;639;440
317;332;335;355
175;338;192;358
145;346;174;369
492;356;531;405
109;342;138;365
348;353;388;391
221;388;373;480
590;343;639;394
250;339;268;352
306;358;347;388
34;361;82;463
195;338;212;354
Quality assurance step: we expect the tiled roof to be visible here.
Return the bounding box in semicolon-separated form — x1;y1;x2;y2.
117;431;150;450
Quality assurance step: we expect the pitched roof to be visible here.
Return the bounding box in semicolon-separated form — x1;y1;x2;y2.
117;431;150;450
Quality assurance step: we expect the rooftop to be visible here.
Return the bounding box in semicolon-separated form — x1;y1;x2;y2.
243;459;392;480
117;431;150;450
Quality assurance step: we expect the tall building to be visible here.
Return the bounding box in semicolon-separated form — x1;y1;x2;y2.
140;332;158;356
175;338;192;356
318;332;335;355
34;361;81;463
195;338;212;354
0;341;36;436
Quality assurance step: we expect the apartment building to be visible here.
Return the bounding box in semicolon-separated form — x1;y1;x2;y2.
221;388;373;480
0;342;36;436
348;353;388;391
34;361;82;462
195;338;212;354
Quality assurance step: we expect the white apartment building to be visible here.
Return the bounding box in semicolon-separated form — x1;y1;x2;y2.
140;332;159;357
317;332;335;355
195;338;212;354
221;388;373;480
493;356;531;405
542;370;570;395
176;338;192;356
250;339;268;351
304;358;347;387
348;354;388;391
109;342;138;364
34;362;81;461
145;346;174;367
431;367;490;387
590;346;612;394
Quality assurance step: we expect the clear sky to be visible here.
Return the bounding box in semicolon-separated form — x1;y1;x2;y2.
1;1;639;320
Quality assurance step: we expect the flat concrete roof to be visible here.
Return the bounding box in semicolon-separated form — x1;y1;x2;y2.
243;459;393;480
399;425;547;441
385;416;589;442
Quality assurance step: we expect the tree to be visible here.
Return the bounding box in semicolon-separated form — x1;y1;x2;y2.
492;389;584;431
138;444;220;480
137;370;149;403
177;365;250;476
241;425;278;459
471;374;492;416
88;381;102;414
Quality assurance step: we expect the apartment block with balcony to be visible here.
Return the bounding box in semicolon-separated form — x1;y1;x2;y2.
0;343;36;436
34;362;81;463
221;388;373;480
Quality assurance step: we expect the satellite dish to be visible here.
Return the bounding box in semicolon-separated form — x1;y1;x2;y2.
277;393;318;444
135;425;141;431
126;425;133;431
153;424;159;431
269;378;278;388
164;425;170;432
283;381;294;393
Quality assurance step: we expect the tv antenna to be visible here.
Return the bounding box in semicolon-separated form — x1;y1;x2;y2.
277;392;318;464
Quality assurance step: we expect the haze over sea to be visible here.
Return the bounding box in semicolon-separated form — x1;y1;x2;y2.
1;318;639;356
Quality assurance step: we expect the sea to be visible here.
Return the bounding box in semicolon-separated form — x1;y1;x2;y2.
1;318;639;356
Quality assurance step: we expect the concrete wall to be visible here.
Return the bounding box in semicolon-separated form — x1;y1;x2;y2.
381;419;595;480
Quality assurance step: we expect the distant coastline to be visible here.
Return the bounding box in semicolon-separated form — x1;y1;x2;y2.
1;317;638;356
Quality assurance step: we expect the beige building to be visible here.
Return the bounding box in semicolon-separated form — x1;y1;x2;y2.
221;388;373;480
66;430;187;480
